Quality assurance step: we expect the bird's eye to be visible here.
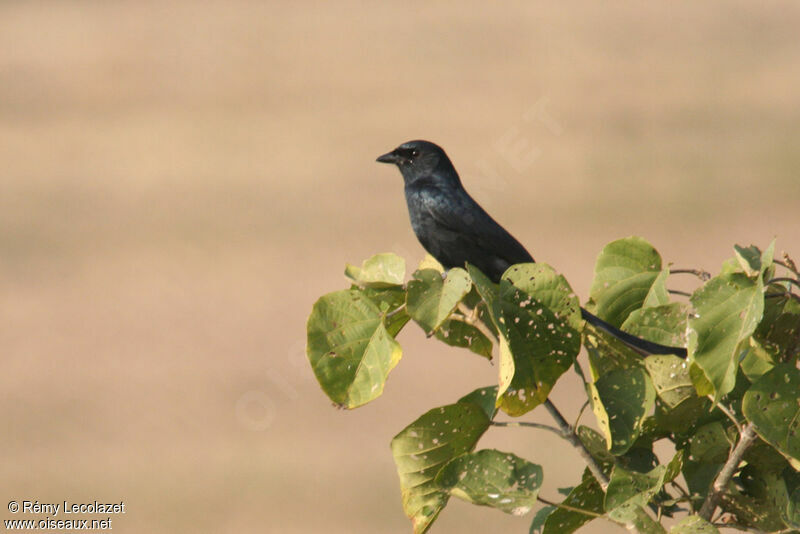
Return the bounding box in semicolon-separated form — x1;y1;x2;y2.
411;150;419;158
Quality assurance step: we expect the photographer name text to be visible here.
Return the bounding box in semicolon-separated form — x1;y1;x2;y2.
16;501;125;516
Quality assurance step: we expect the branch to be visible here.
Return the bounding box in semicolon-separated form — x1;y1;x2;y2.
776;257;799;276
573;400;590;430
457;302;499;343
542;399;610;490
385;303;406;318
699;422;758;520
671;268;711;281
714;402;742;430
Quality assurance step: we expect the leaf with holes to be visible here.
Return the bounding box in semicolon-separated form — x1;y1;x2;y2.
542;469;605;534
458;386;499;420
588;237;664;327
644;354;695;409
359;285;410;336
407;268;472;335
494;263;582;415
391;402;491;534
590;367;656;455
622;302;688;350
605;464;667;523
669;516;719;533
468;263;581;415
734;240;774;278
688;272;764;401
307;289;402;408
435;449;543;515
435;318;493;359
345;252;406;288
743;364;800;464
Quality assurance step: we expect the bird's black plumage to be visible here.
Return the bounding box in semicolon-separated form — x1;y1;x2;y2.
377;140;687;358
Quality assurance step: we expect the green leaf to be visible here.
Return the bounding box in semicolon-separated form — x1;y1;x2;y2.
435;319;493;359
577;426;616;463
734;241;774;278
407;268;472;335
583;317;649;381
605;464;668;523
436;449;543;515
391;402;491;534
753;293;800;362
307;289;402;408
623;508;668;533
723;464;789;531
681;422;733;498
622;302;688;350
743;364;800;464
458;386;499;420
417;253;444;273
542;469;604;534
644;354;695;409
734;244;764;277
467;263;581;416
345;252;406;287
498;264;582;415
589;237;664;327
644;268;670;308
590;367;656;455
530;505;556;534
786;485;800;528
688;272;765;401
688;422;734;464
740;342;776;383
664;450;685;483
359;285;410;336
653;396;712;438
501;264;584;332
669;515;719;533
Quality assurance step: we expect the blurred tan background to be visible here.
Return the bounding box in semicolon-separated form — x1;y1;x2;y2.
1;1;798;533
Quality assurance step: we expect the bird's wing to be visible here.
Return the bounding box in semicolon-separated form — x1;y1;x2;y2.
419;185;534;265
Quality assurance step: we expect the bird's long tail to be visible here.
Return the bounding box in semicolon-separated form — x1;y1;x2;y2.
579;307;687;357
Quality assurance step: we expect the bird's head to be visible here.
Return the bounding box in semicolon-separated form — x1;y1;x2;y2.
376;140;459;186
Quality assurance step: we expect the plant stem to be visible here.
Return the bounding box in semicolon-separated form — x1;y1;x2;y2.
543;398;610;490
699;422;758;520
573;400;590;430
714;402;741;430
385;303;406;318
776;258;799;276
671;268;711;281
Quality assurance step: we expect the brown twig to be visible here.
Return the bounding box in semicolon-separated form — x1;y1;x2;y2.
671;268;711;281
699;422;758;520
542;399;610;490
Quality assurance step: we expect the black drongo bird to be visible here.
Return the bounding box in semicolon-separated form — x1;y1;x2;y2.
376;139;687;357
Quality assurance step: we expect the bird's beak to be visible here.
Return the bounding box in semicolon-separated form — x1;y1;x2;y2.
376;150;400;164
